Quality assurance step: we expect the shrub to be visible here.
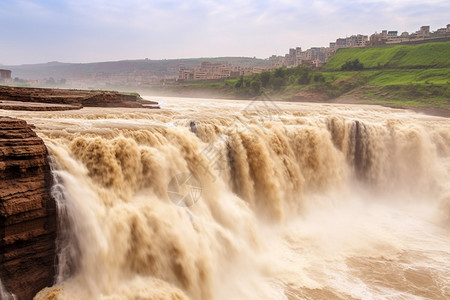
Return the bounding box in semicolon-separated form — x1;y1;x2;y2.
313;73;325;83
260;72;271;87
272;77;285;91
250;80;261;95
234;76;244;88
341;59;364;71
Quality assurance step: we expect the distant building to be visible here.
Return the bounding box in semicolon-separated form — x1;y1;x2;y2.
387;31;398;40
282;46;335;68
178;62;268;81
330;34;368;48
179;69;194;80
346;34;368;47
284;48;297;66
268;55;284;68
270;23;450;72
335;38;347;49
436;27;446;34
0;69;12;80
416;26;430;37
369;30;388;46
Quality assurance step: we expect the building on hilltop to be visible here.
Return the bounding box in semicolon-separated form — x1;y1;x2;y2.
268;55;284;68
281;45;336;68
383;25;449;45
435;27;447;35
278;23;449;70
416;26;430;37
432;24;450;37
284;48;297;67
346;34;369;47
335;38;347;49
387;31;398;41
368;30;388;46
329;34;368;49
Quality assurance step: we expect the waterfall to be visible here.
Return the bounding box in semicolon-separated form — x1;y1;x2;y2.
8;99;449;300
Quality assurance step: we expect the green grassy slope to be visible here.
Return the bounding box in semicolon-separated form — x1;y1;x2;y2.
319;68;450;86
367;69;450;85
322;41;450;70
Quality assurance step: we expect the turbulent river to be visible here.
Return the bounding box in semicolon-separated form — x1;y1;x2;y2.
6;97;450;300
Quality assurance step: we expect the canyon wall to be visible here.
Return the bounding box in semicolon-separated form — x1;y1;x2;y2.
0;117;56;300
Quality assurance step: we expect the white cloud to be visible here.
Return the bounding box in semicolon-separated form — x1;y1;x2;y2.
0;0;448;64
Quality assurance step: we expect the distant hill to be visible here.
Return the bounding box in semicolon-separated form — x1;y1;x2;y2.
4;57;270;81
322;41;450;71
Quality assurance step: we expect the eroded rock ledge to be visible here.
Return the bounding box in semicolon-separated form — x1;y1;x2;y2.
0;117;56;300
0;86;159;111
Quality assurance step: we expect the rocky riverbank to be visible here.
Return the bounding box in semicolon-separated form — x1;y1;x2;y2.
0;86;159;110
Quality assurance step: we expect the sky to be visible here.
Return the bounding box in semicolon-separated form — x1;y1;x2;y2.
0;0;449;65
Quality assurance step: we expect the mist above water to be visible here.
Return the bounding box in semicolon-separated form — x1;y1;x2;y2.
6;97;450;300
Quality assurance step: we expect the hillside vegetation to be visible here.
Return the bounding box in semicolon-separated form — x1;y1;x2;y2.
323;41;450;70
175;41;450;108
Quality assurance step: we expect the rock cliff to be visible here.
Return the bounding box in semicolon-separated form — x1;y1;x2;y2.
0;86;159;110
0;117;56;300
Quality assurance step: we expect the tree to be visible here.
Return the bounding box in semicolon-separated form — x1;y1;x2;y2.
313;73;325;82
272;77;284;91
274;67;286;78
250;80;261;95
234;76;244;88
297;68;311;85
341;59;364;71
244;78;251;88
260;71;271;87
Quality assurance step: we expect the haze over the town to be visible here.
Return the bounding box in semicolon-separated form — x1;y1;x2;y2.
0;0;449;65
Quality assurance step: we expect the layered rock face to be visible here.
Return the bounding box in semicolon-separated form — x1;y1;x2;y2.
0;117;56;300
0;86;159;110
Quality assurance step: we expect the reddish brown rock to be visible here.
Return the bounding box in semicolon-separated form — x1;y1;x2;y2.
0;100;81;111
0;86;159;110
0;117;56;300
